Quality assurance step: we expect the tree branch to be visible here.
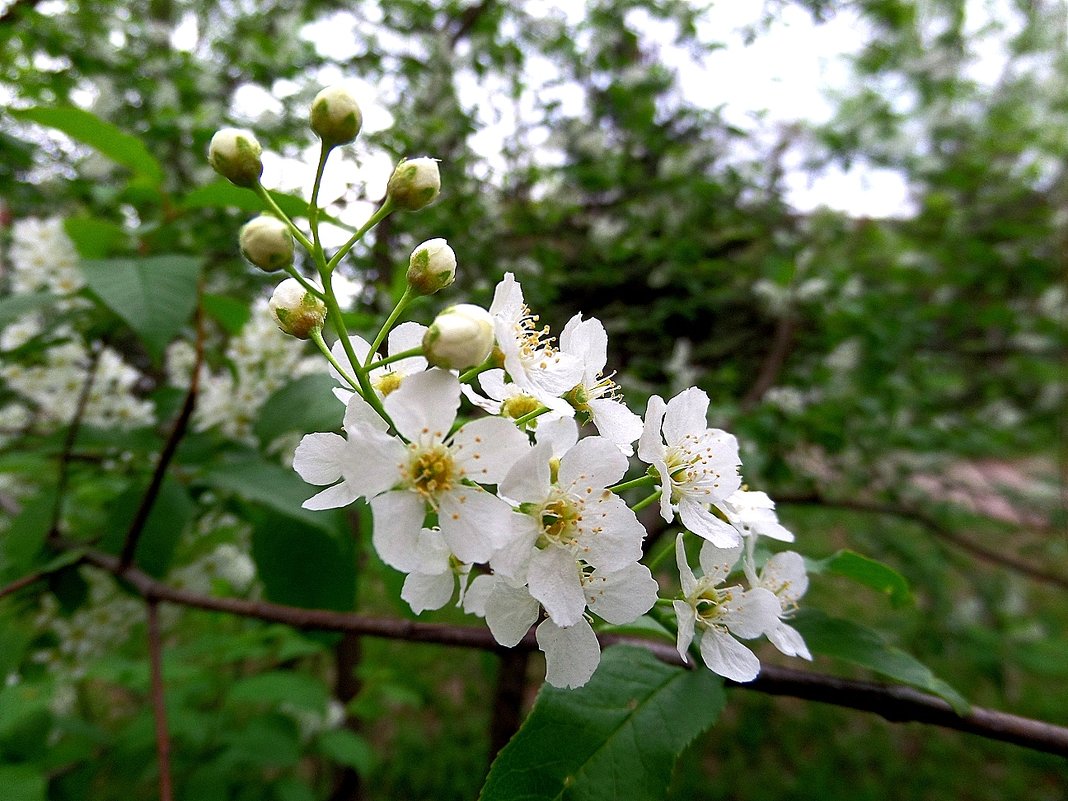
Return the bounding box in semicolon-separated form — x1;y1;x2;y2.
740;313;797;411
50;347;102;538
78;548;1068;757
118;299;204;570
147;600;175;801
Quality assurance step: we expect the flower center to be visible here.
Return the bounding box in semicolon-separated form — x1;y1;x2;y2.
408;444;456;499
500;393;541;420
373;371;403;397
537;495;581;548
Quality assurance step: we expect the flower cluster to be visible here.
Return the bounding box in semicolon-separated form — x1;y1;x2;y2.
212;84;811;689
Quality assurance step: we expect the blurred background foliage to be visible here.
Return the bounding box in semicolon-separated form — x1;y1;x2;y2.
0;0;1065;799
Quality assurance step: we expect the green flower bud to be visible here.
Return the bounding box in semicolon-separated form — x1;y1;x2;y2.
422;304;494;370
208;128;263;187
386;157;440;211
406;238;456;295
310;85;363;147
268;278;326;339
239;215;294;272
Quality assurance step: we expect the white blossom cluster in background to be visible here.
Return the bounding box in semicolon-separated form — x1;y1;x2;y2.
166;305;323;444
0;217;156;434
293;271;811;688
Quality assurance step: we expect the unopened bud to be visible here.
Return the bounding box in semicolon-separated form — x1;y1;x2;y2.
239;216;294;272
406;238;456;295
386;157;440;211
268;278;326;339
422;304;494;370
311;85;363;147
208;128;263;187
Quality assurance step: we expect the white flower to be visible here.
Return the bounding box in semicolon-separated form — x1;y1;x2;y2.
489;273;584;401
672;534;780;683
293;369;530;566
754;551;811;660
559;313;643;455
461;368;573;423
399;528;472;615
328;321;428;404
423;304;494;370
717;489;794;543
638;388;742;547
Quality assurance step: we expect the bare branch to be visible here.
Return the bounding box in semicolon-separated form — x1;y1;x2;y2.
50;348;102;538
740;314;797;412
79;548;1068;757
147;600;175;801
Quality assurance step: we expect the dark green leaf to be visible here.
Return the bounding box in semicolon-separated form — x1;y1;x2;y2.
182;181;356;230
255;374;345;446
98;477;193;578
317;729;374;774
9;106;163;184
0;292;56;330
80;255;200;359
228;671;330;711
0;489;55;578
251;511;355;611
0;765;46;801
809;549;912;607
480;645;725;801
63;216;128;258
202;293;251;335
791;609;969;714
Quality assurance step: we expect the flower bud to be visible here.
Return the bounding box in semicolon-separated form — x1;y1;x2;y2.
208;128;263;187
422;304;494;370
406;238;456;296
239;216;294;272
310;85;363;147
386;157;440;211
268;278;326;339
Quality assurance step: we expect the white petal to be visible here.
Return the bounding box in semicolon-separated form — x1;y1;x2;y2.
560;313;607;382
699;629;761;682
293;433;348;485
384;368;459;444
484;580;540;647
329;335;371;383
412;527;451;574
460;382;501;414
675;534;698;598
462;574;495;617
527;547;586;627
489;272;523;319
476;369;509;402
760;551;808;605
402;571;454;614
587;398;643;455
451;416;531;484
343;392;388;432
697;538;744;584
721;587;781;639
302;481;360;511
338;425;407;498
637;395;667;463
673;600;695;662
655;458;674;524
534;416;578;457
577;496;646;572
527;351;585;397
438;488;514;564
386;322;429;375
489;515;539;582
370;491;426;571
499;442;552;505
537;618;601;689
768;621;812;660
558;436;628;492
584;563;658;625
662;387;709;445
680;499;743;550
333;387;355;406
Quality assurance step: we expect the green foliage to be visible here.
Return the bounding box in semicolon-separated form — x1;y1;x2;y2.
254;374;345;446
809;549;913;607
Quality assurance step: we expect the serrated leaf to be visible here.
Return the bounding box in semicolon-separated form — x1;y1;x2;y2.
9;106;163;184
255;374;345;446
480;645;725;801
809;549;912;607
63;216;128;258
0;292;56;330
251;512;356;611
228;671;329;712
80;255;200;359
791;609;969;714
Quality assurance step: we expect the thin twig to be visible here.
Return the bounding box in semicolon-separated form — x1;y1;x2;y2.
740;314;797;411
79;548;1068;757
118;299;205;570
0;569;51;601
49;347;102;538
147;600;174;801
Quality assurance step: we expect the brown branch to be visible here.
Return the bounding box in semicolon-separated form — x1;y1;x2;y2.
50;347;102;538
147;600;175;801
78;548;1068;757
488;649;530;758
118;299;204;570
740;314;797;411
777;493;1068;592
0;568;53;601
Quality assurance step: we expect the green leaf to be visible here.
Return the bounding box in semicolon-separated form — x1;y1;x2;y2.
251;512;356;611
9;106;163;185
0;765;46;801
98;477;193;578
255;374;345;446
182;181;310;219
0;489;55;579
63;216;128;258
80;255;200;359
809;549;912;607
0;292;56;331
228;671;329;712
317;729;374;774
202;293;251;335
791;609;969;714
480;646;725;801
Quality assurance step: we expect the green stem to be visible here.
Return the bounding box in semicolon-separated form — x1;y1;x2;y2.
309;143;332;261
630;490;662;513
608;474;656;494
512;406;550;428
311;328;360;392
283;266;326;300
325;198;395;273
646;533;678;572
458;359;496;384
254;183;314;253
364;286;414;366
365;346;423;372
